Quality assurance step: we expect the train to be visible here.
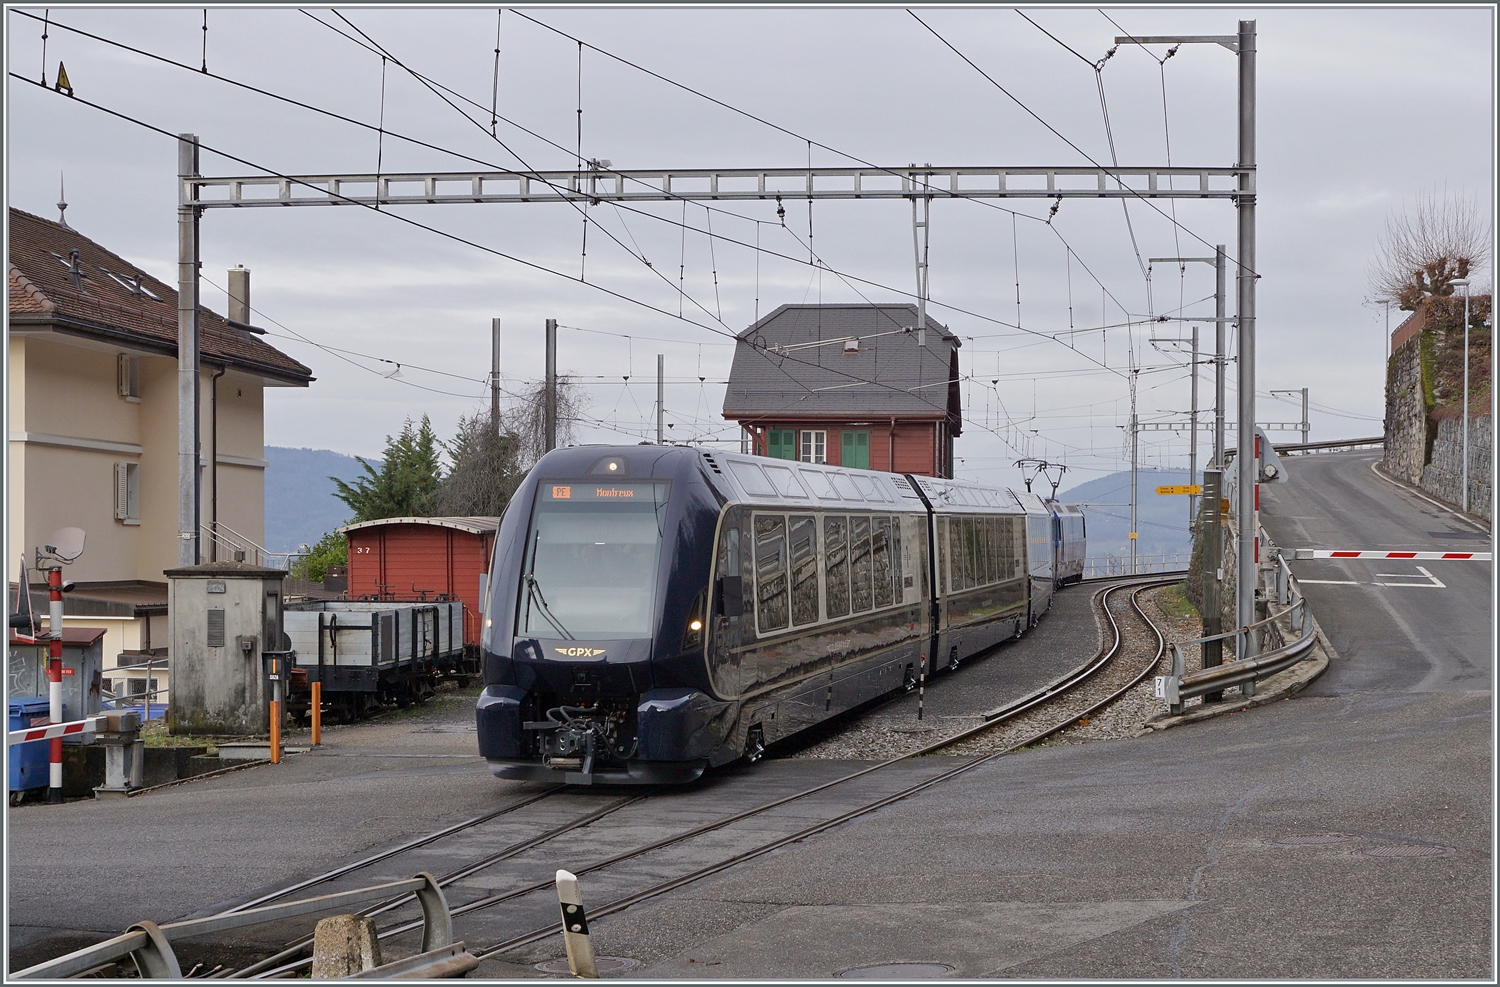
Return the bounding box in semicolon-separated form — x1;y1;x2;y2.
475;445;1086;785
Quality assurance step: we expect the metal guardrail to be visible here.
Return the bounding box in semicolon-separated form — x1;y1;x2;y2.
1273;436;1383;455
1084;554;1192;578
12;873;475;980
1158;551;1317;714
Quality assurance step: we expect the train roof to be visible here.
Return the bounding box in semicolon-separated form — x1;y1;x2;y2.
703;451;926;509
906;475;1029;516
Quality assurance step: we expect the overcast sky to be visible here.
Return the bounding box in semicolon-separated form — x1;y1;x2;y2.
6;5;1494;493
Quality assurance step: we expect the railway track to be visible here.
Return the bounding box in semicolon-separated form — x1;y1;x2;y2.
212;574;1174;978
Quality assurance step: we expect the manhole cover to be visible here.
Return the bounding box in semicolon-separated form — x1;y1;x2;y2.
1362;844;1455;858
1273;834;1358;846
838;962;954;979
534;956;639;975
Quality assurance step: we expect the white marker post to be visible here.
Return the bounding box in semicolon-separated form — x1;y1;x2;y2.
555;870;599;978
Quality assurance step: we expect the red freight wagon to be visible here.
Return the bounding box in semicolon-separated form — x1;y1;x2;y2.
338;516;500;651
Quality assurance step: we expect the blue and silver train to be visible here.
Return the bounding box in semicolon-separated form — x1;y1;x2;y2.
476;445;1086;785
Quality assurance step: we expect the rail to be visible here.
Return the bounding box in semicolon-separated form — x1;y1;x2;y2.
1158;551;1316;714
11;873;474;980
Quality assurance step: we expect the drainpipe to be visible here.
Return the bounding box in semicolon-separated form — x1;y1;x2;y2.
210;366;225;561
889;417;896;472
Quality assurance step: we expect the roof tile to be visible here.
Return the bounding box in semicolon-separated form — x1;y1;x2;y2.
7;208;312;383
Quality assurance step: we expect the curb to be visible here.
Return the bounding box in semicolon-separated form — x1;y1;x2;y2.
1131;593;1338;737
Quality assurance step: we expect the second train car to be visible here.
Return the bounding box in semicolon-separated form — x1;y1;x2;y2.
476;445;1086;785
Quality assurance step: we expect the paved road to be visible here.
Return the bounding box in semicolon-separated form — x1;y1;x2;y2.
1259;451;1491;695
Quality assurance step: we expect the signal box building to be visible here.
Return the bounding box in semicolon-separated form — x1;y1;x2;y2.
722;304;963;478
338;516;500;647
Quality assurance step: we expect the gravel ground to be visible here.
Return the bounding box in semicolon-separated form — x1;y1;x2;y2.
782;583;1201;761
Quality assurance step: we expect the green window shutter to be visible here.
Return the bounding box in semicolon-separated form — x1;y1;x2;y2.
768;429;796;460
841;430;870;469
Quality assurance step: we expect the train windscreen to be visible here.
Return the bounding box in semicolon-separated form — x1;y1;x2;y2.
518;481;670;641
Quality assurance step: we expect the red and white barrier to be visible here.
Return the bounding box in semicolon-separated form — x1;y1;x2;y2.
8;715;104;748
1294;549;1490;561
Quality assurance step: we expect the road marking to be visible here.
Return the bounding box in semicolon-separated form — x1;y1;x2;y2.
1298;579;1358;585
1374;566;1445;589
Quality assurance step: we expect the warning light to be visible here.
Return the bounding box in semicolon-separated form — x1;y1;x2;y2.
689;619;703;632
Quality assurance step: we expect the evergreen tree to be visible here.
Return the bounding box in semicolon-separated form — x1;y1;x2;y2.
331;416;444;521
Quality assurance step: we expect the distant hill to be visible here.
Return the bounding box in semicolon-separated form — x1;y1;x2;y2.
264;447;377;553
1058;468;1196;561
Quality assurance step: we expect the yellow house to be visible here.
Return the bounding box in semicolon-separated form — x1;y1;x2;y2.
7;207;313;700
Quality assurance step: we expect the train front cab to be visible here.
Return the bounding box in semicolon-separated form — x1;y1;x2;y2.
1011;490;1055;625
475;446;733;785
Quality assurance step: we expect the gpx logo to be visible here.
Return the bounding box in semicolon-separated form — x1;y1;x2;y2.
554;647;607;658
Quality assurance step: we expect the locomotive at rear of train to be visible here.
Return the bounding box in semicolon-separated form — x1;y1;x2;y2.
476;445;1086;785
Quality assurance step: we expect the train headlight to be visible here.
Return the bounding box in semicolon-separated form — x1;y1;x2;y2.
682;589;707;651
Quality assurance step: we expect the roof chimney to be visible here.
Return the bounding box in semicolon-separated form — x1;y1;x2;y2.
227;265;250;324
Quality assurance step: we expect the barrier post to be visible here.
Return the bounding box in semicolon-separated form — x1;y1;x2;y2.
47;566;65;803
555;870;599;978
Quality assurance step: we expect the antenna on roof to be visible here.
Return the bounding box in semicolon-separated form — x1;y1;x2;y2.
57;172;70;229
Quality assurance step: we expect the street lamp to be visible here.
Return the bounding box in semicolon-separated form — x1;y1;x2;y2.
1450;278;1471;513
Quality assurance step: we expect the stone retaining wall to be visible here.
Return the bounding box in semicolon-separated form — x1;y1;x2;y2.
1421;415;1492;516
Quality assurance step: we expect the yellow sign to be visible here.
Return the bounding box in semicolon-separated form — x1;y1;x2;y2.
1128;532;1138;539
1155;484;1203;496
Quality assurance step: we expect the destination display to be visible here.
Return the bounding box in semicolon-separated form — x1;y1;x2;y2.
542;482;667;502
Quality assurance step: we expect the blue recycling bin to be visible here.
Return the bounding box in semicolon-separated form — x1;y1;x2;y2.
9;696;52;794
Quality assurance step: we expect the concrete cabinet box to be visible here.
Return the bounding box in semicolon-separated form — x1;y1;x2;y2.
166;562;285;736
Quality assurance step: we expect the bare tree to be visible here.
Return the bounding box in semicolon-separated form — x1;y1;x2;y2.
1368;189;1491;310
431;378;588;517
511;376;586;466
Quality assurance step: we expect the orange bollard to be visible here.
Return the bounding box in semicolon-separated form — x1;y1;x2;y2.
310;681;322;746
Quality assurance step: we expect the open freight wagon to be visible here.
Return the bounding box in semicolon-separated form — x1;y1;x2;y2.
282;600;474;721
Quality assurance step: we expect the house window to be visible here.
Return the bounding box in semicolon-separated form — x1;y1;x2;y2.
767;429;796;460
799;430;827;464
114;461;140;524
841;430;870;469
117;354;141;401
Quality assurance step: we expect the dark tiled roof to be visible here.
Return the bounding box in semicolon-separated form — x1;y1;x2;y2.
7;208;312;384
722;304;961;426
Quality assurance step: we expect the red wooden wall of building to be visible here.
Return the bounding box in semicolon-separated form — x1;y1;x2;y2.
342;519;498;646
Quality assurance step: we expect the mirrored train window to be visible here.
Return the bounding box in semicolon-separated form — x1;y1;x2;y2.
754;514;789;633
872;516;894;608
789;515;820;626
936;517;947;595
850;514;874;613
985;517;998;584
891;516;905;595
824;515;850;619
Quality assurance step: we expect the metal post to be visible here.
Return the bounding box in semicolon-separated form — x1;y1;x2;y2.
177;135;202;567
544;318;557;453
656;353;665;444
1215;245;1227;468
1462;282;1471;513
1129;375;1139;575
1190;324;1200;523
490;317;502;429
1235;20;1257;660
1201;469;1223;700
912;181;930;348
47;566;64;803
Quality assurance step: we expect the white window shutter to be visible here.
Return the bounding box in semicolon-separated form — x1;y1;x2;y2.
114;462;129;519
118;354;129;396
